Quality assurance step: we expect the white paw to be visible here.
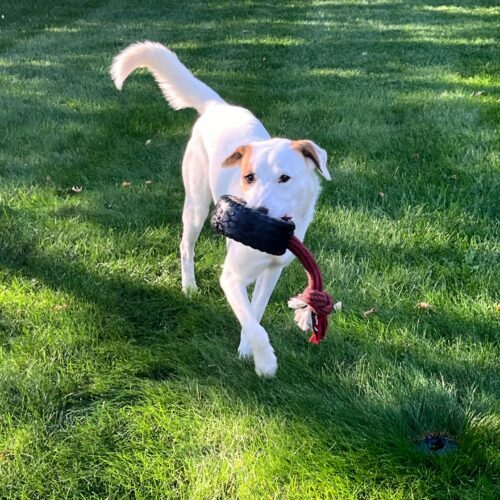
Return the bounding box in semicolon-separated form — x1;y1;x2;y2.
253;346;277;378
182;282;198;295
238;337;253;360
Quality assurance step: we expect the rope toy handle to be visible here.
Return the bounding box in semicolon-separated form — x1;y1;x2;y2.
287;236;333;343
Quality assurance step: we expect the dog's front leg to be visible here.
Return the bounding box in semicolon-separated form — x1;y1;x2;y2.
220;269;277;377
239;266;284;360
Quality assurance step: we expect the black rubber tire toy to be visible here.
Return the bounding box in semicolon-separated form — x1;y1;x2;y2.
211;195;295;256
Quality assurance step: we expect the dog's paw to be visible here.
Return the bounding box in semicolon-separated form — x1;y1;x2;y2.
253;346;277;378
238;337;253;360
182;282;198;296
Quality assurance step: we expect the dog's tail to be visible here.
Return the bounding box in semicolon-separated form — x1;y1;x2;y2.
110;41;225;114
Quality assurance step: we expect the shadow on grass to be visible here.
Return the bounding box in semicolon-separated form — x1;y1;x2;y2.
1;0;498;494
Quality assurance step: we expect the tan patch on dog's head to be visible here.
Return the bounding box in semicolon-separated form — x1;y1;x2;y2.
291;140;321;170
222;146;246;166
222;145;255;191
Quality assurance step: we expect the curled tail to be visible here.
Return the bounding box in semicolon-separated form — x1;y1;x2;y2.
110;41;225;114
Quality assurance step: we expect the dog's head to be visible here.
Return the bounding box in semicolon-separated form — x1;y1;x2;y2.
223;138;330;223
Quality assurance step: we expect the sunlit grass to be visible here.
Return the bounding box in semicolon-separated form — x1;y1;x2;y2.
0;0;499;497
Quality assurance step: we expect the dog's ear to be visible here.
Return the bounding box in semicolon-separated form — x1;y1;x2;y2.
222;146;246;167
292;140;331;180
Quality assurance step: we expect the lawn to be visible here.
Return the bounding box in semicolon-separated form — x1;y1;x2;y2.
0;0;499;497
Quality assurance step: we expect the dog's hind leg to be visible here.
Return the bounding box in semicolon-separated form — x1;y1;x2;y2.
180;137;211;293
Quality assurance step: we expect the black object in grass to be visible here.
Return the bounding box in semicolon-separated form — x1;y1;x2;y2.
211;195;295;256
416;433;458;455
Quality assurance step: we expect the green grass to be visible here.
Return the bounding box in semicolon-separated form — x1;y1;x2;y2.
0;0;499;497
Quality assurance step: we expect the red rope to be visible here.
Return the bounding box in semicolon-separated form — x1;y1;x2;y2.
287;236;333;343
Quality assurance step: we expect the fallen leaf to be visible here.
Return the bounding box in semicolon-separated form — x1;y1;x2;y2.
416;302;432;310
54;304;70;311
378;192;385;198
362;307;377;318
145;180;153;186
121;180;131;188
145;139;152;146
333;301;343;312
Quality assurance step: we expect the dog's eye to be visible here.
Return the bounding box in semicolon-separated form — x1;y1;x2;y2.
244;173;255;183
278;175;291;183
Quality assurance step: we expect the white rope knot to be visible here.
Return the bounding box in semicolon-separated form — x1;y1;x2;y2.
288;296;313;332
288;296;342;332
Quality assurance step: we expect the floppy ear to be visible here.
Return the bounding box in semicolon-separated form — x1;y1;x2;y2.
222;146;246;167
292;140;331;180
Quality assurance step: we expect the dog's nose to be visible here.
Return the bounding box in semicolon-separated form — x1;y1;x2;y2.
256;206;269;215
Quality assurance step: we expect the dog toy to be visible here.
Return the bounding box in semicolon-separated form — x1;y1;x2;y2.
211;195;333;343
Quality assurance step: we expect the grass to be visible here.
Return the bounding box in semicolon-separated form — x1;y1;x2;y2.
0;0;499;497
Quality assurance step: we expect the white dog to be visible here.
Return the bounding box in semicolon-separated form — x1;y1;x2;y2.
111;42;331;377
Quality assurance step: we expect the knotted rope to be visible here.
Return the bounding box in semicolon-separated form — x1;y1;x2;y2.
287;236;333;343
